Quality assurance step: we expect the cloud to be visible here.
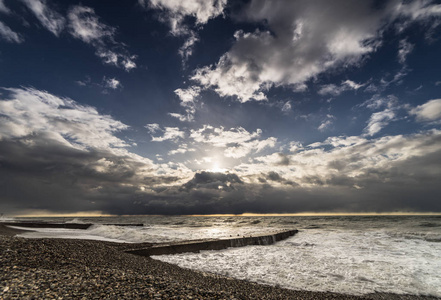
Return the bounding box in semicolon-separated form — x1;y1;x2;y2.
103;77;122;90
149;126;185;142
281;101;292;113
318;114;336;132
67;5;136;71
359;94;399;110
145;123;161;133
169;86;200;122
318;80;365;96
190;125;276;158
0;21;24;43
398;39;414;64
178;32;199;62
168;144;196;155
142;0;226;33
192;0;441;102
410;99;441;122
20;0;65;36
363;108;396;136
238;130;441;190
1;88;441;214
0;87;129;148
67;5;114;43
182;171;243;191
0;0;10;14
0;87;195;214
140;0;227;62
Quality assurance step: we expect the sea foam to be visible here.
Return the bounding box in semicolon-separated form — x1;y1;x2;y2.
153;228;441;297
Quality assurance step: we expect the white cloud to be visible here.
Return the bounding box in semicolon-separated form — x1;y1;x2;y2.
289;141;303;153
168;144;196;155
318;120;333;132
0;87;129;149
192;0;441;102
174;86;201;104
224;137;277;158
318;80;365;96
281;101;292;113
0;0;10;14
68;5;114;43
190;125;276;158
145;123;161;133
0;21;24;43
168;112;195;122
364;109;396;136
410;99;441;122
67;5;136;71
144;0;226;31
190;125;261;146
141;0;227;62
169;86;200;122
236;129;441;190
20;0;65;36
318;114;336;132
151;127;185;142
103;77;121;90
398;39;414;64
360;94;398;110
392;0;441;22
343;80;365;90
178;31;199;62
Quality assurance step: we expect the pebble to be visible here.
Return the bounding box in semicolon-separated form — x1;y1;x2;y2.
1;235;438;300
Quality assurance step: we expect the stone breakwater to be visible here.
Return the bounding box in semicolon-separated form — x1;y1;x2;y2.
1;222;143;229
127;230;299;256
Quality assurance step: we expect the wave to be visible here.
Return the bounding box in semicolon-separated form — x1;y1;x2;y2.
0;215;16;222
419;222;441;228
65;218;87;224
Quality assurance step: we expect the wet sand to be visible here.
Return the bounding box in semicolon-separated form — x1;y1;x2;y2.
0;224;438;299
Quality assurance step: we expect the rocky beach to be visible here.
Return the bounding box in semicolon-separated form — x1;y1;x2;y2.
0;224;439;299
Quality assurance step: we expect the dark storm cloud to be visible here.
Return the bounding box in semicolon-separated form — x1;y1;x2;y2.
182;171;243;191
259;171;298;186
0;87;185;214
1;87;441;215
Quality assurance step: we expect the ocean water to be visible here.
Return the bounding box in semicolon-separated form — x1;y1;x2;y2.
4;215;441;297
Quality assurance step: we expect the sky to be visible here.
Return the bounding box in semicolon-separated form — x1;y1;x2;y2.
1;0;441;216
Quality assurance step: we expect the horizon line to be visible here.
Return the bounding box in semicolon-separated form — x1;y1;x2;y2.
7;211;441;218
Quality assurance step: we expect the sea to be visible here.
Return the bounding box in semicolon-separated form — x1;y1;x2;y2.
2;215;441;297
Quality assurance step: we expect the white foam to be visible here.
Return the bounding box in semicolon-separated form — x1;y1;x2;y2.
65;218;87;224
0;216;16;222
153;229;441;297
8;225;126;243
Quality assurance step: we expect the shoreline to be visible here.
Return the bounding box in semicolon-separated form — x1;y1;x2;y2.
0;227;439;299
0;224;29;236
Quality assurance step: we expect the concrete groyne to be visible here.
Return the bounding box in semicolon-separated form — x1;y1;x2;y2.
126;229;298;257
0;222;144;229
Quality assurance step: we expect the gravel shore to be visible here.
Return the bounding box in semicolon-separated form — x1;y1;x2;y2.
1;225;438;299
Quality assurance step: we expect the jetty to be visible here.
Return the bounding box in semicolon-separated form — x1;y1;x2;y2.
126;229;298;256
0;222;144;230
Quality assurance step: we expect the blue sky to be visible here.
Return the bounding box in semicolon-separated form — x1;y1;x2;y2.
1;0;441;215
